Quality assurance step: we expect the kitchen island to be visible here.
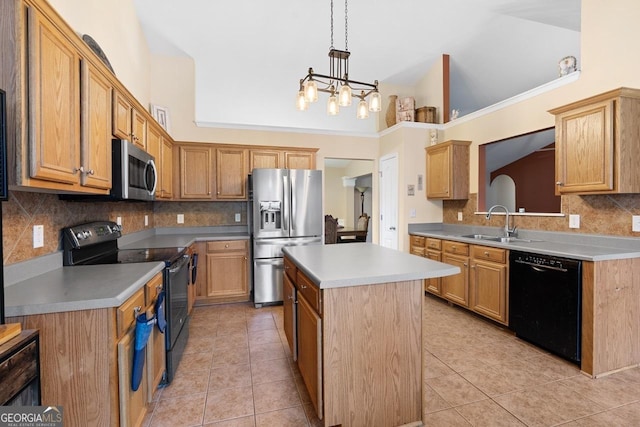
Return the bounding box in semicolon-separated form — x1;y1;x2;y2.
282;243;459;427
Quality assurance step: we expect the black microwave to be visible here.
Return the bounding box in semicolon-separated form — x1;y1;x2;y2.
112;139;157;201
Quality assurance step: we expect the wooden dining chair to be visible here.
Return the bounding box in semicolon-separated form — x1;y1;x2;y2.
324;215;338;244
355;214;369;241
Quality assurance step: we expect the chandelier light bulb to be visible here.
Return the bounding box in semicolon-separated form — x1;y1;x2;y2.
357;99;369;119
327;92;339;115
369;91;382;112
338;84;352;107
296;90;308;111
304;80;318;103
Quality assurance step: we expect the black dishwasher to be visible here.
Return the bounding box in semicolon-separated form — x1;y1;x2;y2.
509;251;582;364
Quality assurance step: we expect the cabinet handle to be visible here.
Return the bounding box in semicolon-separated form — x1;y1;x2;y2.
225;244;229;248
556;181;564;186
301;284;307;289
73;166;83;174
463;263;468;268
484;251;490;257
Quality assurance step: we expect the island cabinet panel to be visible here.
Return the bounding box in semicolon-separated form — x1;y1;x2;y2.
323;281;423;427
282;270;297;359
297;291;322;418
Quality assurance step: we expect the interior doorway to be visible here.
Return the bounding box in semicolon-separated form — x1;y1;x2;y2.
324;158;374;242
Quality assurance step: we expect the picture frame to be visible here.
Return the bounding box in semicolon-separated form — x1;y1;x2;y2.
150;104;171;132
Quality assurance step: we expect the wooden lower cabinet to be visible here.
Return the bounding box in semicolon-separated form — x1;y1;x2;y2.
442;252;469;307
145;273;166;398
297;292;323;417
195;240;249;304
7;274;165;427
284;255;423;426
469;245;508;324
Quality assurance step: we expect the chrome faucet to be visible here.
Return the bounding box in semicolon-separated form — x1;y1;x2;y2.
486;205;516;237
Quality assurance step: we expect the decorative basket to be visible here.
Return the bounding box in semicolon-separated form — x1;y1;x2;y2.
415;106;436;123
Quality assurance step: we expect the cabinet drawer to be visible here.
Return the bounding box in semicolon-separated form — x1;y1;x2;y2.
145;273;163;306
207;240;247;252
297;271;321;315
472;245;507;264
117;288;145;338
284;256;297;281
0;340;38;405
443;240;469;256
426;238;442;250
410;235;425;248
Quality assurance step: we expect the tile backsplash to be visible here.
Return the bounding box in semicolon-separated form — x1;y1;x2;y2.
444;193;640;237
1;191;247;265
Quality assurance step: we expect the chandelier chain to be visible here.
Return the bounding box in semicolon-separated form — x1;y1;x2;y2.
344;0;348;52
330;0;334;49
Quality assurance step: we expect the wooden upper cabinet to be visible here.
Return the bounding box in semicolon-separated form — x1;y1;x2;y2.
27;6;81;186
250;149;282;170
81;61;112;190
179;144;214;199
550;88;640;195
112;89;147;149
216;147;248;199
285;151;316;170
425;140;471;200
146;124;163;194
161;137;174;199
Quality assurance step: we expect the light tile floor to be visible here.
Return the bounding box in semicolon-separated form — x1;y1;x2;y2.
143;294;640;426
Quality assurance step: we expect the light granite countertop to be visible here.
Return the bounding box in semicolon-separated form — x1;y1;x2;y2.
4;227;250;317
409;224;640;261
283;243;460;289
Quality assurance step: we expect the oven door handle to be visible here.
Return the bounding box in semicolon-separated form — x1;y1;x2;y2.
169;254;191;273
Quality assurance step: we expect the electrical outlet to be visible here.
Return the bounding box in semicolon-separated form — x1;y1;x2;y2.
633;215;640;232
235;213;241;222
457;211;463;221
409;208;416;218
144;215;149;227
177;214;184;224
116;216;122;226
33;225;44;248
569;214;580;229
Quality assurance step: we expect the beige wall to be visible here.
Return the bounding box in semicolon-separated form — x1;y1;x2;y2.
324;167;349;223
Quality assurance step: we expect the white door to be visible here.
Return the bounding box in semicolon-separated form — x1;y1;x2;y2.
379;154;398;249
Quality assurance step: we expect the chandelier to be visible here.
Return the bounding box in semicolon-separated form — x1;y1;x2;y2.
296;0;381;119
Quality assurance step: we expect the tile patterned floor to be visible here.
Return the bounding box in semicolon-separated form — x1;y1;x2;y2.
143;295;640;426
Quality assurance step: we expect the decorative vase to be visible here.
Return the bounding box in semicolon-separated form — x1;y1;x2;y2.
385;95;397;128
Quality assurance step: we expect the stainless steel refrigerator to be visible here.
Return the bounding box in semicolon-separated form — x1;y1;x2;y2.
251;168;322;307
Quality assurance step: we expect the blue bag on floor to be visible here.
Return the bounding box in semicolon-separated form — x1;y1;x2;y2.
132;311;156;391
155;290;167;333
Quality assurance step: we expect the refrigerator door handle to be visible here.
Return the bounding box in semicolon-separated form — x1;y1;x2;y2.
282;174;290;234
290;172;296;232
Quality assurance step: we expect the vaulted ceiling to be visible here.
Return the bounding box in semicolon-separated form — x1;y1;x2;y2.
133;0;581;135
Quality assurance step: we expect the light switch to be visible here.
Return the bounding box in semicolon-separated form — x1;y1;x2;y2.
633;215;640;232
569;214;580;229
144;215;149;227
235;213;241;222
409;208;416;218
457;211;463;221
177;214;184;224
116;216;122;226
33;225;44;248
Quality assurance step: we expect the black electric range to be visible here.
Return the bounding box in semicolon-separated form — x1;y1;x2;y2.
62;221;191;384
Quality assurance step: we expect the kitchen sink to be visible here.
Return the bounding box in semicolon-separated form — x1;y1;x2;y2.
460;234;536;243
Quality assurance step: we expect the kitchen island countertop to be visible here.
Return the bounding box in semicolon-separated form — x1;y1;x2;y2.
283;242;460;289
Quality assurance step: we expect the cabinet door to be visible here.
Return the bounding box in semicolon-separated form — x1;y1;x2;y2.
27;7;80;185
470;260;508;324
117;329;148;427
132;108;147;150
297;292;322;419
81;60;112;190
441;253;469;307
216;147;248;199
250;149;282;170
283;272;297;360
285;151;315;169
206;243;248;300
194;242;208;299
179;145;213;199
555;99;614;193
425;250;442;295
146;124;162;189
161;138;174;199
426;144;451;198
112;90;132;140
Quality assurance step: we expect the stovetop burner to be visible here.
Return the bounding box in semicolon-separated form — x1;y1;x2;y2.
62;220;186;266
75;247;187;266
